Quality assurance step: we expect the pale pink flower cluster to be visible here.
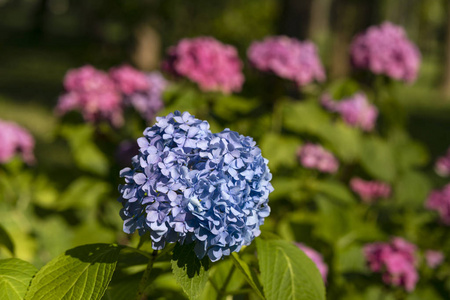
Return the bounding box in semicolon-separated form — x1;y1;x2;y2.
350;177;391;203
296;243;328;282
0;119;35;164
350;22;421;83
321;93;378;131
248;36;326;86
297;143;339;173
364;237;418;292
426;184;450;225
163;37;244;94
434;147;450;177
425;250;444;269
56;65;166;125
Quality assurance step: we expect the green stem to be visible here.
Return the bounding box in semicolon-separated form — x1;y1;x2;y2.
216;264;236;300
136;249;158;300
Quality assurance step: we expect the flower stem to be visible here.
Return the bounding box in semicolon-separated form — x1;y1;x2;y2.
136;249;158;300
216;264;236;300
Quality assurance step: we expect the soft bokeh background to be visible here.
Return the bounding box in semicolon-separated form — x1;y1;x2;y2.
1;1;450;299
1;0;450;164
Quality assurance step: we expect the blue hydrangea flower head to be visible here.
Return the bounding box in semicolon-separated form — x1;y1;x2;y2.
118;111;273;261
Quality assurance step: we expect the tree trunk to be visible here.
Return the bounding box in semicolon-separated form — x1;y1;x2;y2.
278;0;314;40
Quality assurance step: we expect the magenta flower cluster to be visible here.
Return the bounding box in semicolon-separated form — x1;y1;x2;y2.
296;243;328;282
0;119;35;165
163;37;244;94
426;183;450;225
321;93;378;132
425;250;444;269
56;65;123;126
56;65;166;125
350;22;421;83
350;177;391;203
364;237;418;292
297;143;339;174
434;147;450;177
248;36;326;86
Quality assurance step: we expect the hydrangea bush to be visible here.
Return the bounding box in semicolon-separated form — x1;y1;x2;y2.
1;22;449;300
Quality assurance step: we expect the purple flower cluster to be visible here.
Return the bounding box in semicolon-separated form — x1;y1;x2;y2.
296;243;328;282
0;119;35;165
426;184;450;225
163;37;244;94
434;147;450;177
248;36;326;86
321;93;378;132
425;250;444;269
127;72;167;122
56;65;166;125
350;177;391;203
118;111;273;261
297;143;339;174
350;22;421;83
364;237;418;292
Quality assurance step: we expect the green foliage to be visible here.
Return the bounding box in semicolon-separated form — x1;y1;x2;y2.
60;124;110;176
256;239;326;300
0;224;15;255
171;243;210;300
231;253;265;299
25;244;122;300
260;133;301;172
0;258;37;300
360;136;397;182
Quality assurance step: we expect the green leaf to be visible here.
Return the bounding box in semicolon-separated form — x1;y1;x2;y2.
259;133;301;172
283;100;330;135
0;224;15;255
200;259;245;300
360;137;396;182
314;180;356;205
231;253;265;299
171;243;210;300
213;95;258;121
0;258;37;300
256;239;325;300
335;245;368;274
319;122;362;162
60;124;109;176
25;243;122;300
57;177;111;211
395;171;431;208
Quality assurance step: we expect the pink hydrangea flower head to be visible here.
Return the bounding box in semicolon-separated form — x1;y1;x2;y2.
350;22;421;83
426;184;450;225
296;243;328;282
0;119;35;164
56;65;123;126
434;147;450;177
127;72;167;122
248;36;326;86
321;93;378;131
364;237;418;292
297;143;339;173
350;177;391;203
425;250;444;269
163;37;244;94
109;65;150;96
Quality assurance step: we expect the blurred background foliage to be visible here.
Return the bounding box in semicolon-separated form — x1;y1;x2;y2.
1;0;450;299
